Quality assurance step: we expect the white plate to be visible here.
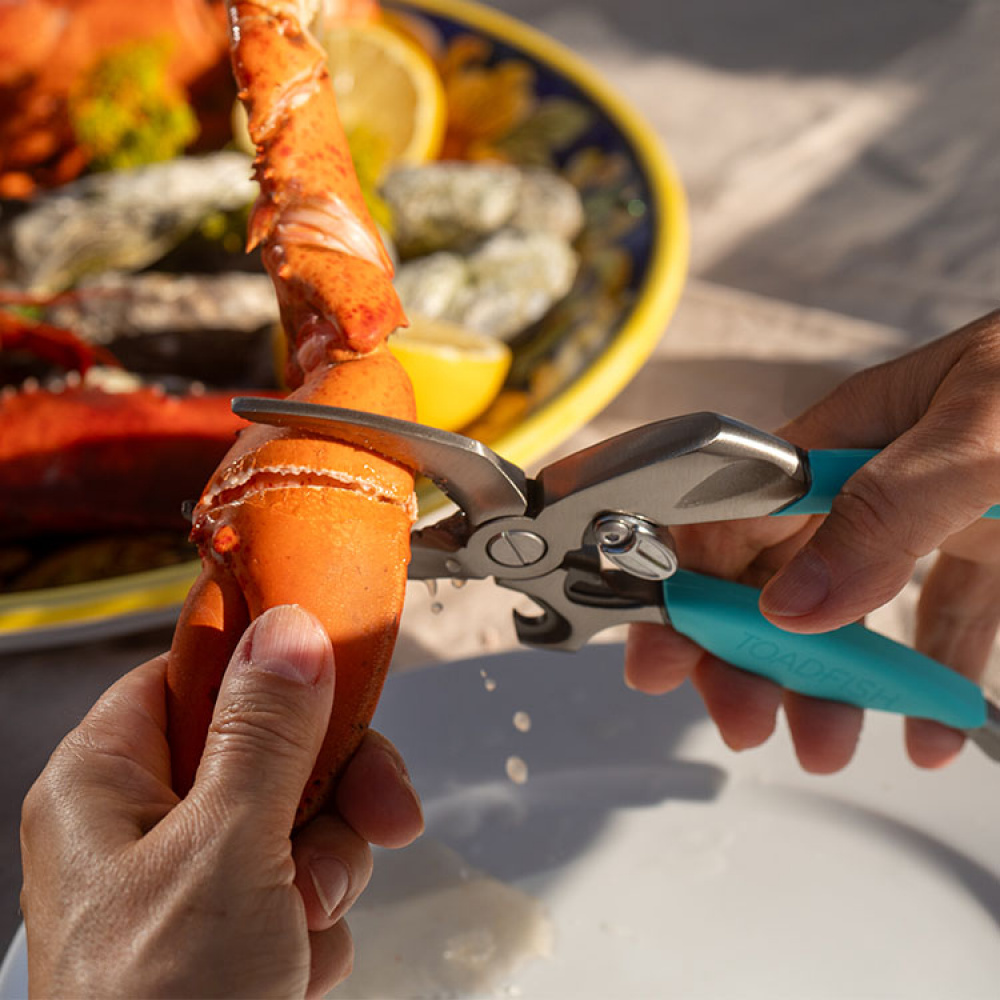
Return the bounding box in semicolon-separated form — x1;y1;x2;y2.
4;645;999;999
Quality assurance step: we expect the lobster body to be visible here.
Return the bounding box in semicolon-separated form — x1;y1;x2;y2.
0;0;229;195
0;380;253;542
166;0;416;823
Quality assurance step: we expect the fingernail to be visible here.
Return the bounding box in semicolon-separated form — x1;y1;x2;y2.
247;605;330;685
376;745;421;804
309;856;350;918
760;548;830;618
377;743;412;781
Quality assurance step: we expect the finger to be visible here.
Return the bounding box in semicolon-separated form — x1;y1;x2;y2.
760;417;1000;632
624;622;703;694
762;315;1000;632
690;655;782;751
916;553;1000;681
191;604;335;837
623;517;814;697
777;311;1000;450
905;553;1000;768
783;691;864;774
742;516;822;589
306;920;354;999
335;731;424;848
674;516;807;580
293;815;373;931
905;718;966;771
26;654;177;846
939;517;1000;565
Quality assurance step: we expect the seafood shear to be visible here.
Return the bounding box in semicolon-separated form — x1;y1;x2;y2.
233;398;1000;762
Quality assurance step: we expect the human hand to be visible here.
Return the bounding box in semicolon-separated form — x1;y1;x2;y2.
626;310;1000;773
20;604;424;999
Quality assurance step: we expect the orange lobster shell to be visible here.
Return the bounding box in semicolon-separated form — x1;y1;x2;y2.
0;378;258;543
168;349;414;822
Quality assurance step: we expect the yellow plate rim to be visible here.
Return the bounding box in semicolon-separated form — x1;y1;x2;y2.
0;0;688;642
401;0;688;472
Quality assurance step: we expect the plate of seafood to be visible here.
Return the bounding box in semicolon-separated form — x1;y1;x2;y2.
0;0;688;652
3;642;999;999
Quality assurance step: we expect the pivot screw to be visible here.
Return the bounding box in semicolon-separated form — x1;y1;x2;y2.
487;529;548;567
594;517;632;548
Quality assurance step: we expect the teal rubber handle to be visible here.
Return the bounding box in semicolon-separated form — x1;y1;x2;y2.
661;569;987;730
779;449;1000;518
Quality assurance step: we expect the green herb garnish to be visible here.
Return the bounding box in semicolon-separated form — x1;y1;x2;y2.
69;38;199;172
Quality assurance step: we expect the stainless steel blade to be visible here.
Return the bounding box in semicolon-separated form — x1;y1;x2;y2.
232;398;530;525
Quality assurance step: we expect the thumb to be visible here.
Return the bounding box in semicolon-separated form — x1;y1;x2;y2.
758;315;1000;632
760;404;997;635
190;604;335;834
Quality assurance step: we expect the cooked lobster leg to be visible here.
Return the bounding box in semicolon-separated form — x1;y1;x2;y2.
0;309;120;374
0;378;261;542
166;0;416;825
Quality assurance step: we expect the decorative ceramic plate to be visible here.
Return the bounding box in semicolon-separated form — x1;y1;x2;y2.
0;0;687;652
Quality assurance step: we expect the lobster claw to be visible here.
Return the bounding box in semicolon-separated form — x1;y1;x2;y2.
166;0;419;828
167;353;417;828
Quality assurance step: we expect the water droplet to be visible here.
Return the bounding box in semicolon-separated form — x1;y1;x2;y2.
450;578;467;589
512;711;531;733
424;579;439;597
505;755;528;784
430;601;444;614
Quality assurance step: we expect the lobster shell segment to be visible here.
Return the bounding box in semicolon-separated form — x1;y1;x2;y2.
268;244;407;382
229;0;405;377
167;347;416;824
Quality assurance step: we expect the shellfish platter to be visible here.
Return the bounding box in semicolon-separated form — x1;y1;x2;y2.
0;0;688;650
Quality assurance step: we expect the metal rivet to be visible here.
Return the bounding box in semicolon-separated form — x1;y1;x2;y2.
487;530;548;568
594;517;633;549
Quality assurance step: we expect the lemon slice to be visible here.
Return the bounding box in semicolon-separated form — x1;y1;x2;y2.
321;20;446;169
388;318;512;432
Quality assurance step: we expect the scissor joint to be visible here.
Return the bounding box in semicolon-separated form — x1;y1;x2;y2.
593;512;678;581
500;549;667;650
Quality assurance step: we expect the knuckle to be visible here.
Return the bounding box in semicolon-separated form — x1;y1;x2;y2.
19;781;47;842
832;472;903;550
964;308;1000;347
960;327;1000;387
925;398;1000;507
208;693;316;761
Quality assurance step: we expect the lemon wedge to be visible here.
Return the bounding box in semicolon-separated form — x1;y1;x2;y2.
320;20;446;169
231;21;445;172
388;318;512;432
